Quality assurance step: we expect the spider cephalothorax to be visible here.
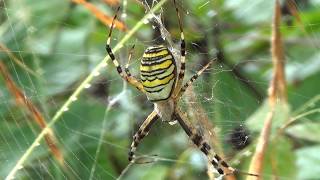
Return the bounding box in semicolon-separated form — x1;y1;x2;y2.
105;0;258;178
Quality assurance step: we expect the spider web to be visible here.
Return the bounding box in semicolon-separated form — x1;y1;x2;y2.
1;0;320;180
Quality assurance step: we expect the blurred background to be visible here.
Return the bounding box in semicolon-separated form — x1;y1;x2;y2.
1;0;320;179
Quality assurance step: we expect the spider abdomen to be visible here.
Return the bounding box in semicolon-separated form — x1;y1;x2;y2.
140;45;177;102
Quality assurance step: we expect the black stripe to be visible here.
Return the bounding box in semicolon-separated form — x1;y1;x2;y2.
217;168;224;175
221;161;229;168
149;96;171;102
175;113;192;136
141;58;173;66
144;47;167;54
128;151;134;157
137;129;142;135
203;143;211;151
145;86;165;93
179;71;184;78
200;146;209;155
180;63;185;70
214;154;221;161
182;73;199;90
144;114;159;132
106;45;115;60
142;53;169;61
181;40;186;56
191;74;198;81
132;140;138;147
125;68;131;76
141;69;166;77
179;64;185;78
142;76;174;88
192;134;202;146
141;70;174;82
211;160;218;167
141;64;174;74
116;66;122;73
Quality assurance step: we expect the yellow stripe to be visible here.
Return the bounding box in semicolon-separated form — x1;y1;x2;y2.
140;60;172;72
142;73;174;88
142;50;168;58
141;64;174;80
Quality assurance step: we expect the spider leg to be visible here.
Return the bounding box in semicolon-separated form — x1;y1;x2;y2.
106;7;145;92
176;61;213;99
125;44;135;77
172;0;186;96
174;109;235;176
129;110;159;162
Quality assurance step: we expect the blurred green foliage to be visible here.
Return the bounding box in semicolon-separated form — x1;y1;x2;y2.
1;0;320;179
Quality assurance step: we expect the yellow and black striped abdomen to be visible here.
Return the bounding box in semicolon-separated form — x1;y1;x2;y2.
140;45;177;102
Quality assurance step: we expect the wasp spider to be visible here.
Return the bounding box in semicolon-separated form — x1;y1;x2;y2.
105;0;257;178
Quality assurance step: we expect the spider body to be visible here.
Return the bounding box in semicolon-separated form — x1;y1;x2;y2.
140;45;178;122
140;45;177;102
105;1;258;178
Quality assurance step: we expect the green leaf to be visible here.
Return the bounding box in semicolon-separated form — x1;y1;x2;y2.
141;165;169;180
240;137;296;179
246;100;291;133
296;145;320;179
286;122;320;143
265;137;296;179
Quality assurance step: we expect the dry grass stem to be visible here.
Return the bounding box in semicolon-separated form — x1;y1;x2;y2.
286;0;305;33
0;43;38;77
247;0;287;179
247;111;274;180
72;0;126;31
0;61;64;166
103;0;119;6
269;0;287;106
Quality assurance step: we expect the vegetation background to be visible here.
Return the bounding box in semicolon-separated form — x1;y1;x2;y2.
0;0;320;179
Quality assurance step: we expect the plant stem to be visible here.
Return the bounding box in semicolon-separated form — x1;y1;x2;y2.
247;0;287;179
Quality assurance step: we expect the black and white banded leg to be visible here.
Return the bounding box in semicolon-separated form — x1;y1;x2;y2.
128;111;159;162
174;109;234;177
105;7;145;92
125;44;135;77
172;0;186;96
177;60;213;99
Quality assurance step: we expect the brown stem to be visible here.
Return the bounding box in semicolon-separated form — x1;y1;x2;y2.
71;0;126;31
247;0;287;179
0;61;64;166
247;111;274;180
269;0;287;105
0;43;38;77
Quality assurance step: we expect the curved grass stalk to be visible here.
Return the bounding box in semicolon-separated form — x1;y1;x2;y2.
6;0;167;179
